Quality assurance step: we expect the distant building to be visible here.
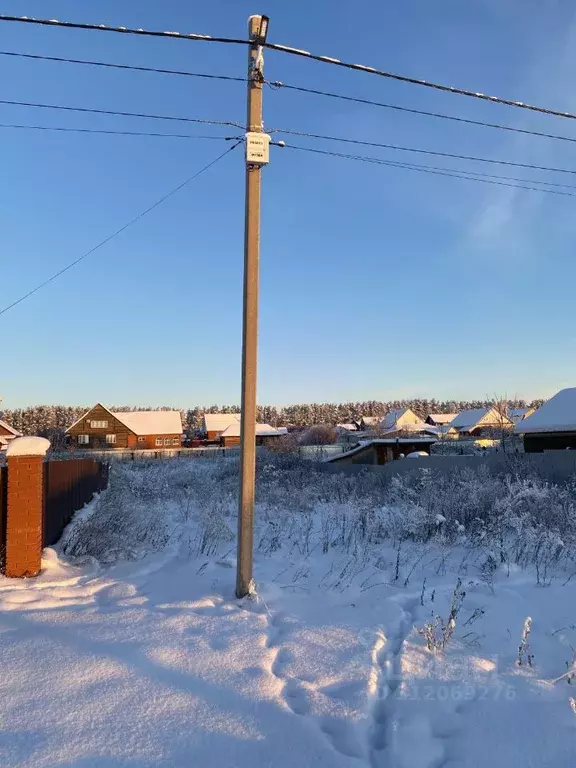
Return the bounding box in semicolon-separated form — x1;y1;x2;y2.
426;413;457;427
509;407;536;425
356;416;380;431
516;388;576;451
203;413;241;441
326;437;436;466
66;403;182;449
336;423;358;434
449;407;513;438
0;419;22;451
378;408;436;438
219;422;287;448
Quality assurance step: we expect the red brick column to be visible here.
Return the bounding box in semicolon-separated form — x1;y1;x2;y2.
5;437;50;578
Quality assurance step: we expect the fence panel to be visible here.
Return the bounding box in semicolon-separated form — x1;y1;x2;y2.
0;466;6;567
44;459;108;547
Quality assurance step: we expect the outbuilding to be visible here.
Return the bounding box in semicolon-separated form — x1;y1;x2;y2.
516;388;576;452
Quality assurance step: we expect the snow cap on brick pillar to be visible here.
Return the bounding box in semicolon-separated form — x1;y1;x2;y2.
6;436;50;458
5;436;50;578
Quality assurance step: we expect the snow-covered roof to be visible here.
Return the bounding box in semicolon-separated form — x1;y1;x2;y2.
203;413;241;432
113;411;183;436
449;408;489;429
360;416;379;426
220;422;285;438
509;407;535;424
515;388;576;434
379;408;421;432
0;419;22;437
325;436;436;463
336;423;358;431
427;413;457;425
449;407;511;431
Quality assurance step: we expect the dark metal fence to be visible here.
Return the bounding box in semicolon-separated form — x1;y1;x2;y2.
44;459;108;546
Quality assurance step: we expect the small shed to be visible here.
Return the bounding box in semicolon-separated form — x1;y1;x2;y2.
516;388;576;452
326;437;437;466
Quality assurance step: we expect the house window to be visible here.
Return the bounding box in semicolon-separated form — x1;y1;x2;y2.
90;420;108;429
155;437;163;447
78;434;89;445
172;437;179;446
137;436;146;443
105;434;116;445
164;438;171;446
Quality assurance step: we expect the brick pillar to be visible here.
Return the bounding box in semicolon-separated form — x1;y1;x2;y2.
5;437;50;578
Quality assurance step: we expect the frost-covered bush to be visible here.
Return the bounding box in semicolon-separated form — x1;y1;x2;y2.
61;454;576;575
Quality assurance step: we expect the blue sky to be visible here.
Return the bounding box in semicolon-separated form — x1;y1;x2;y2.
2;0;576;408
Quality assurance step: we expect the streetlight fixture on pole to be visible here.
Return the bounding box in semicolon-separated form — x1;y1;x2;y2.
236;14;271;599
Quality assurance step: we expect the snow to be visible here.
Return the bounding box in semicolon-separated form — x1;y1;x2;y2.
449;408;489;429
219;423;285;438
406;451;429;458
5;435;50;456
203;413;241;433
3;458;576;767
114;410;182;436
427;413;457;425
515;388;576;434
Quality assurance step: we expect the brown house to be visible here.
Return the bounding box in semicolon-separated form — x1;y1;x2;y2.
66;403;183;450
0;419;22;451
203;413;241;442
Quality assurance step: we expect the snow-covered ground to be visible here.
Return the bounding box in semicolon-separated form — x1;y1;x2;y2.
2;457;576;767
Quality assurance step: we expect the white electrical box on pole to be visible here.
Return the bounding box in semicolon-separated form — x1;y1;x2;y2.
236;14;269;599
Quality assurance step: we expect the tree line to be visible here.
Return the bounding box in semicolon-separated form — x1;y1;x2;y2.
1;398;544;437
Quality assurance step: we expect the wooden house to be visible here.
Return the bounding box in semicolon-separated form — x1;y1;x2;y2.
516;388;576;451
219;422;287;448
0;419;22;451
449;407;512;438
203;413;241;442
66;403;183;449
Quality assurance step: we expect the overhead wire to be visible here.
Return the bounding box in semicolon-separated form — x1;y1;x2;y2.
0;141;242;317
268;82;576;146
281;144;576;197
0;50;245;82
0;98;244;130
2;14;576;122
0;122;240;140
263;42;576;122
0;14;250;46
271;126;576;176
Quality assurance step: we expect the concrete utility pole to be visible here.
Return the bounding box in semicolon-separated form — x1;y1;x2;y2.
236;14;270;599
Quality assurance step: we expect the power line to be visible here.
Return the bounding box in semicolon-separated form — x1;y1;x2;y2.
269;81;576;146
265;43;576;122
0;141;241;317
8;95;576;176
0;14;249;46
272;126;576;176
0;50;245;82
0;122;240;140
282;144;576;197
0;98;244;130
